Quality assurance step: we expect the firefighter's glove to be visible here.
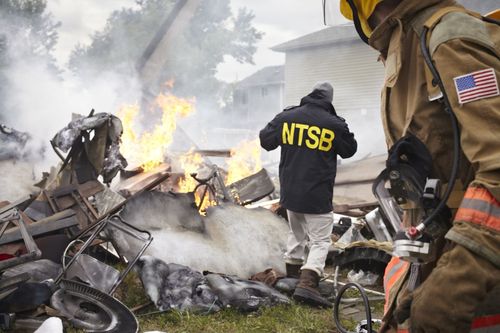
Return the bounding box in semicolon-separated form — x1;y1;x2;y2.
387;134;432;178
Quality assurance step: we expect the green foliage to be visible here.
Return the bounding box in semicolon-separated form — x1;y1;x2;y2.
69;0;262;104
0;0;60;120
0;0;60;60
69;1;175;77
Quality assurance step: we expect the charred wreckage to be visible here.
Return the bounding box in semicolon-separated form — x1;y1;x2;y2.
0;109;405;332
0;112;290;332
0;0;413;331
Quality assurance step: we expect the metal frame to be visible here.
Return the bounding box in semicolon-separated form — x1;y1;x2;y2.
191;165;231;211
56;213;152;295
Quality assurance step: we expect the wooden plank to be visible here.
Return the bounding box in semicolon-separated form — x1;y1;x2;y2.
78;180;105;198
115;163;171;197
228;168;275;205
192;149;231;157
48;181;105;212
53;194;75;211
0;210;77;245
42;190;58;213
0;195;33;217
137;0;202;89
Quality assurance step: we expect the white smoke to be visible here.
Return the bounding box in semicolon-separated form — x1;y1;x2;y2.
3;59;141;145
117;192;287;277
0;3;142;199
143;204;288;278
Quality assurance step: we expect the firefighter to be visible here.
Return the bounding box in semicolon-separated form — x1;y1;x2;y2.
322;0;500;332
259;82;357;307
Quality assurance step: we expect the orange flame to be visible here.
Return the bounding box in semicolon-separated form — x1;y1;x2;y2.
117;87;264;214
117;92;195;171
225;139;262;185
177;149;204;193
177;149;217;213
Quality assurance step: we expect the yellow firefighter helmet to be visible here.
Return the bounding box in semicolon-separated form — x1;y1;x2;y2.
339;0;382;37
485;9;500;20
323;0;382;43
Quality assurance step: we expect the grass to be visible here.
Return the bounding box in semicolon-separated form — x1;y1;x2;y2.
115;271;341;333
64;270;384;333
137;305;339;333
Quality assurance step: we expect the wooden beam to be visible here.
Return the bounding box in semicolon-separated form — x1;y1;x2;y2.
0;210;77;245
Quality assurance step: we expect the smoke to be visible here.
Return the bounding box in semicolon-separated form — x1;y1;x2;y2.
0;160;38;201
119;192;288;277
0;1;265;196
3;59;141;144
0;4;142;185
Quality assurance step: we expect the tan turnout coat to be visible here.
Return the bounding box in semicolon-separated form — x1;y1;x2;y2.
368;0;500;331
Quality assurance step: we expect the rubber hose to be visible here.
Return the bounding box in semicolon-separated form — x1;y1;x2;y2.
333;282;373;333
419;27;461;228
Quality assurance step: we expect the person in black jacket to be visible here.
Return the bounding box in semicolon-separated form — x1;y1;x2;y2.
259;82;357;307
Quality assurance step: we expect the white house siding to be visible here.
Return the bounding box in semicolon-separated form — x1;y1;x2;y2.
284;41;383;113
232;83;284;133
283;41;387;158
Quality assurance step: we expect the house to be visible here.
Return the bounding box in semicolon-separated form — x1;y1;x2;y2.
268;0;497;159
231;65;284;130
272;25;387;158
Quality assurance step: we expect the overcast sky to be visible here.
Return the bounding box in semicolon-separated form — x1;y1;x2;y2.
47;0;338;82
219;0;329;82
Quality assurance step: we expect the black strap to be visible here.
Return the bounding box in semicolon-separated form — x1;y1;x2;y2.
418;27;460;228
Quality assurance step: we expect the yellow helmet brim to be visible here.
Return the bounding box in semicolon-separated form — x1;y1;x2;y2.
340;0;382;37
485;9;500;20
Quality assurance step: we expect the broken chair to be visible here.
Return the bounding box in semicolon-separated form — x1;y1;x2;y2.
56;213;153;295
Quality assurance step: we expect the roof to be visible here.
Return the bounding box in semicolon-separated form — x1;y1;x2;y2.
335;154;386;185
237;65;284;88
272;1;497;53
333;154;387;206
271;25;358;53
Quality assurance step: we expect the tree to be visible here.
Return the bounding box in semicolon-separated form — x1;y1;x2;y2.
0;0;59;64
69;0;263;106
0;0;60;120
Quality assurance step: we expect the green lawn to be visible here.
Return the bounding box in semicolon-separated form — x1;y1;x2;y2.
137;305;342;333
113;271;363;333
66;270;382;333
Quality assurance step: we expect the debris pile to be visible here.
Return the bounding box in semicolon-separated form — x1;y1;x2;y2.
0;106;396;332
0;111;291;332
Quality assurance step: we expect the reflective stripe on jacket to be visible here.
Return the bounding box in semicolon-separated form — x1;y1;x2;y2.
455;186;500;232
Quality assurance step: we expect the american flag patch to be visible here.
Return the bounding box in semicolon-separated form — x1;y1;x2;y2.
454;68;499;104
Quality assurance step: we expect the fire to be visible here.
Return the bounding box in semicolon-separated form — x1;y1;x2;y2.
117;92;195;171
176;139;264;213
177;149;204;193
118;104;140;164
117;87;263;214
177;149;217;213
225;139;262;185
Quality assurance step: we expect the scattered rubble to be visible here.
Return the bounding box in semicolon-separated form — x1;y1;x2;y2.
0;111;288;331
0;123;31;161
0;109;394;331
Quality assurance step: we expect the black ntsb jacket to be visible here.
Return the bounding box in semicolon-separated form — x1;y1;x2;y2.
259;91;357;214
